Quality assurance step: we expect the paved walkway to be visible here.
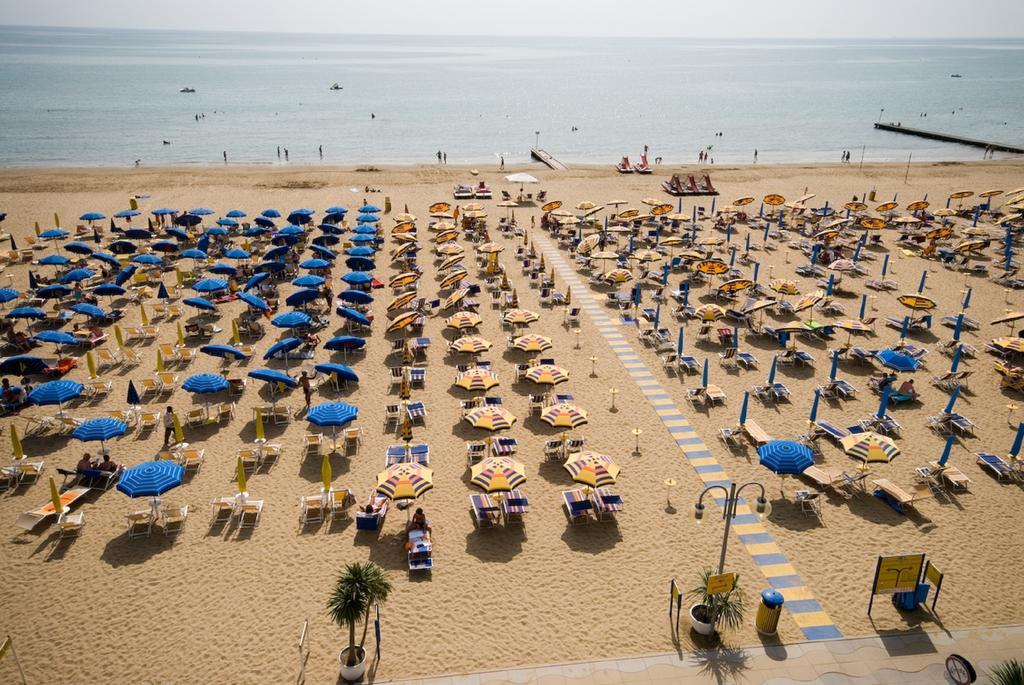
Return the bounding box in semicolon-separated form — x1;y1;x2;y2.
535;235;840;642
387;624;1024;684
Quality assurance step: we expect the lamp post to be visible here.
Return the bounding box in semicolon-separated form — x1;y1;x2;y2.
694;481;770;575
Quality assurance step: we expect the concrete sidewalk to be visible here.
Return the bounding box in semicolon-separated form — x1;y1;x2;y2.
386;624;1024;684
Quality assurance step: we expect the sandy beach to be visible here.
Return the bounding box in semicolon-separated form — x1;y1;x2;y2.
1;160;1023;684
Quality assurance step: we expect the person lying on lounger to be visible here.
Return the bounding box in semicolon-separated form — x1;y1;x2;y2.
408;507;432;538
76;453;98;473
897;379;919;400
97;454;120;472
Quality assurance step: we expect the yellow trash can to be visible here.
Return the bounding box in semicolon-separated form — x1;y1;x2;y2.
755;589;784;635
868;189;877;202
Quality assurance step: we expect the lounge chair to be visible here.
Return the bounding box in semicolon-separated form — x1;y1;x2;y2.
742;419;772;446
502;489;529;525
355;495;389;531
407;528;433;571
299;495;325;525
926;462;972;491
562;489;593;524
795;490;822;518
125;508;156;540
57;510;86;540
238;499;263;528
871;479;932;514
469;493;501;528
162;504;189;538
975;452;1018;481
209;496;236;526
329;488;354;520
800;465;851;497
0;460;44;490
813;419;849;444
591;487;623;521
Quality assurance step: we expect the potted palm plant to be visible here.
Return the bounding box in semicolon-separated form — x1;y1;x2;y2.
988;659;1024;685
327;562;393;681
688;568;745;637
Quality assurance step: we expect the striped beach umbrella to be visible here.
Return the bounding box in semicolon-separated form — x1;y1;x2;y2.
389;272;420;288
794;290;824;313
603;268;633;284
439;270;468;289
840;432;900;464
464;406;516;432
449;336;492;355
455;368;499;391
693;304;726;322
513;333;553;352
386;311;419;334
757;440;814;492
564;451;620;488
470;457;527;493
525;364;569;386
442;288;469;310
376;463;433;501
445;311;483;330
897;294;937;311
540;403;589;429
387;291;418;313
503;309;540;326
993;337;1024;354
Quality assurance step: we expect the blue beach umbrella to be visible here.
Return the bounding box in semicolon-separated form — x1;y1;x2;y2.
70;302;107;319
261;209;281;218
256;261;286;273
124;228;153;240
226;210;247;218
33;330;77;349
1010;423;1024;458
254;216;276;229
28;379;83;412
287;212;313;225
200;344;247;360
357;215;380;224
114;265;136;286
701;358;709;388
38;254;71;266
64;241;94;255
90;252;121;268
307;402;359;446
767;355;778;384
126;380;141;406
0;287;19;304
324;336;366;352
937;434;956;467
109;240;138;255
243;272;270;292
341;271;373;286
117;461;184;500
72;417;129;454
285;289;321;308
876;349;918;372
272;310;312;329
239;292;269;312
347;246;374;257
350;234;376;244
7;306;46;320
132;254;163;266
950;345;963;373
79;212;105;222
877;386;892;418
208;263;237;276
190;208;214;216
204;227;230;237
292;275;325;288
39;228;70;240
264;246;289;261
310;244;337;260
944;385;961;415
326;206;348;215
59;267;94;284
94;283;126;298
808;388;821;423
248;367;298;389
36;284;71;299
216;218;237;228
114;209;140;219
278;225;305;236
353;224;377;234
264;337;303;364
174;214;202;227
152;208;179;217
0;355;48;375
337;307;370;327
338;290;372;305
182;373;230;395
192;278;229;293
345;257;375;271
318;224;343;236
738;390;749;426
243;226;269;237
183;296;216;312
223;248;251;260
150;240;179;253
828;349;840;381
358;204;380;213
676;328;684;355
180;248;208;261
314;363;359;384
758;440;814;492
300;258;330;270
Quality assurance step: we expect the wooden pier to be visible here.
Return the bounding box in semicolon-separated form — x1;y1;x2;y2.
530;148;568;170
873;123;1023;154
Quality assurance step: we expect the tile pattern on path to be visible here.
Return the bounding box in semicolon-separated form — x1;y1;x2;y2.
534;234;842;641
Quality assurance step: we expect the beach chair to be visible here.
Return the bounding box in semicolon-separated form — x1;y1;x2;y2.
793;350;815;367
736;351;758;369
975;452;1018;481
591;488;623;521
678;355;700;374
57;511;86;540
660;352;678;374
742;419;772;446
705;384;727;405
562;489;593;525
355;495;389;531
814;420;850;444
465;441;487;466
407;528;433;571
162;504;189;538
176;448;206;474
872;479;932;514
125;508;156;540
927;462;972;491
186;407;208;427
140;377;163;397
84;380;113;399
383;404;401;429
849;347;874;365
719;347;738;369
238;499;263;528
95;347;123;370
0;460;44;490
328;488;354;520
543;439;563;461
299;495;325;525
270;404;290;424
158;343;181;365
502;489;529;525
176;346;197;364
718;427;742;450
470;493;501;528
795;490;822;518
305;433;324;456
686;386;709;409
343;427;361;455
237;446;261;473
157;372;179;394
800;465;851;498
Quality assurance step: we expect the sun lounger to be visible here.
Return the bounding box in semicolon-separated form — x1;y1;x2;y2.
795;490;822;517
299;495;325;525
813;419;849;444
57;510;85;539
562;489;593;524
470;493;501;528
355;494;389;531
800;465;850;497
591;487;623;521
975;452;1018;481
872;478;932;514
209;496;236;526
926;462;972;491
126;508;156;540
407;528;433;571
502;489;529;525
238;499;263;528
162;504;189;538
329;488;354;519
742;419;772;446
16;485;91;530
0;460;43;490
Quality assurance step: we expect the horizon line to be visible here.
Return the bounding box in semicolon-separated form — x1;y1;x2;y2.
1;22;1022;41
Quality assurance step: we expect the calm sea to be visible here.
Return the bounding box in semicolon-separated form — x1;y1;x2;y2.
1;26;1022;167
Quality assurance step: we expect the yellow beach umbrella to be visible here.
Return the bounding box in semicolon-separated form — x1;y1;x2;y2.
979;189;1003;199
389;272;420;288
894;215;923;225
113;325;124;347
34;221;41;237
438;254;465;271
439;270;468;289
906;200;930;211
503;309;540;326
392;221;416;234
172;412;184;444
845;201;868;212
387;310;420;334
897;294;937;311
175;267;184;287
718;278;754;293
236;456;248;494
429;201;451;213
450;335;492;354
477;242;505;254
693;304;726;321
10;423;23;459
470;456;527;493
949;190;974;200
859;217;886;230
86;350;97;379
794;290;824;313
455;368;499;391
954;240;986;253
443;288;469;310
564;451;620;488
763;194;786;207
49;476;63;515
695;259;729;275
542;200;563;213
993;337;1024;354
841;432;899;464
525;363;569;386
465;406;517;431
387;291;418;313
618;208;639;220
576;234;601;255
446;311;483;330
139;304;149;325
232;320;241;345
433;229;458;243
652;203;674;216
769;279;800;296
321;453;332;491
603;268;633;284
540;403;589;429
156;349;165;372
254;407;265;442
875;201;899;213
513;333;552;352
376;463;434;501
734;196;755;206
631;249;662;263
436;243;464;256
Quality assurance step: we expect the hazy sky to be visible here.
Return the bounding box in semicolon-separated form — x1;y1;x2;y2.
1;0;1022;37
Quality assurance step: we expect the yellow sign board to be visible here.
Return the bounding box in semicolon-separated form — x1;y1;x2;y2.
873;554;925;594
707;572;737;596
0;636;9;661
924;561;942;587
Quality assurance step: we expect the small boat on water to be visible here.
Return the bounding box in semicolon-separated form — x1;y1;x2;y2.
950;74;962;78
179;87;196;93
330;83;343;91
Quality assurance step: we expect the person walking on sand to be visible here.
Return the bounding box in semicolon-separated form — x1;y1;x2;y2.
299;371;312;410
284;148;289;161
162;406;176;446
437;150;442;164
443;152;447;164
500;154;504;170
223;151;227;163
753;149;758;163
319;145;323;159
